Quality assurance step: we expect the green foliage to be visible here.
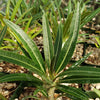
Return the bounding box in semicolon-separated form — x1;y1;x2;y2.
55;2;80;73
57;85;88;100
0;1;100;100
80;7;100;28
43;13;54;68
0;93;7;100
93;87;100;97
95;36;100;48
0;26;7;47
0;0;51;50
86;87;100;99
49;0;100;42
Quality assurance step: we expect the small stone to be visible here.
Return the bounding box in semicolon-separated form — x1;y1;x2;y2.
56;97;62;100
20;70;24;73
3;91;9;96
14;98;18;100
96;84;100;89
95;98;100;100
5;83;16;89
0;67;3;72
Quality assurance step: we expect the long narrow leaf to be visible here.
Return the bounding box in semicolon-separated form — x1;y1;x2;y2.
69;52;91;69
0;72;8;77
17;41;31;58
0;50;43;75
55;2;80;73
3;19;45;73
15;7;33;24
0;26;7;47
0;93;7;100
57;85;88;100
60;76;100;83
11;0;22;21
42;13;54;68
54;24;62;68
59;67;100;83
63;13;73;42
24;17;32;33
10;82;25;100
59;66;100;78
93;88;100;97
86;91;99;98
6;0;11;19
80;7;100;28
58;53;91;77
22;96;39;100
68;0;72;15
0;73;42;83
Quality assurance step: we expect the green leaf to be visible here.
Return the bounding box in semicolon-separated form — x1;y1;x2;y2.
33;87;48;97
24;17;32;33
0;72;8;77
22;0;28;9
55;2;80;74
15;7;33;24
0;11;6;16
22;96;39;100
59;67;100;83
63;13;73;42
4;38;17;44
0;73;42;83
61;76;100;83
17;41;31;58
62;66;100;77
3;19;45;73
6;0;11;19
54;24;62;68
93;87;100;97
31;29;42;39
58;53;91;77
0;93;7;100
68;0;72;15
57;85;88;100
50;10;58;40
86;91;99;98
16;18;29;23
10;82;26;100
69;52;91;69
80;7;100;28
42;12;54;68
0;50;43;75
0;26;7;47
81;10;91;23
0;46;15;50
11;0;23;21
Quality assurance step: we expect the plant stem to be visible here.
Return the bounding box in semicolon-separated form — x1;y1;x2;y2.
48;87;55;100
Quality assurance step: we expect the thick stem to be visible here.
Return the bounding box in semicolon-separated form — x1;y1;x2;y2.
48;87;55;100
